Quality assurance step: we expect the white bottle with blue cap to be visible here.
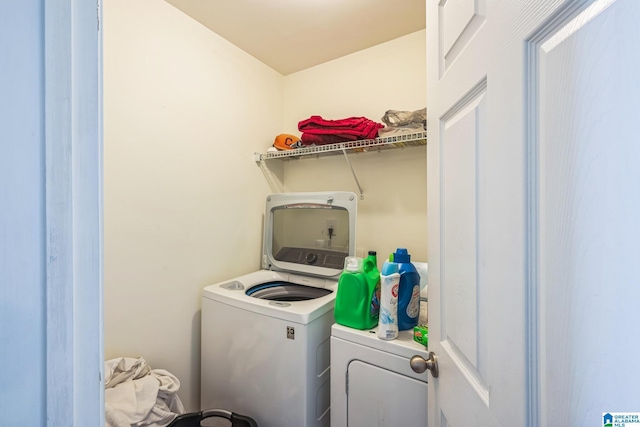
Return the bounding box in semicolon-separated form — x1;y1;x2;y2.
377;260;400;340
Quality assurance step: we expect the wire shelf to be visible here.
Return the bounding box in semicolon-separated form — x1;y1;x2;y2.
254;130;427;162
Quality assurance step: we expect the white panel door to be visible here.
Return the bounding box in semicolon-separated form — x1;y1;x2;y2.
427;0;640;425
535;1;640;424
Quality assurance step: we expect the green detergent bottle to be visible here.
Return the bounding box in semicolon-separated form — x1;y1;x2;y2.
334;251;381;330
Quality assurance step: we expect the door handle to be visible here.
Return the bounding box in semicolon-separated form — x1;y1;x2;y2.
410;352;439;378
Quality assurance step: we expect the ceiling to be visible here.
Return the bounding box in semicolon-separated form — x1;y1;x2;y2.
165;0;426;75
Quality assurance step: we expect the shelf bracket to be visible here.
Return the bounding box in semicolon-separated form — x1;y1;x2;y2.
342;148;364;200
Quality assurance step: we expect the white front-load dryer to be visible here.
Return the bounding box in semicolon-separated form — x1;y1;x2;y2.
330;323;429;427
201;192;357;427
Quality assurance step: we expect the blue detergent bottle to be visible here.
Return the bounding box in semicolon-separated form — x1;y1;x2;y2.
393;248;421;331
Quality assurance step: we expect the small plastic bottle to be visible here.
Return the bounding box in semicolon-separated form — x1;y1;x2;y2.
377;260;399;340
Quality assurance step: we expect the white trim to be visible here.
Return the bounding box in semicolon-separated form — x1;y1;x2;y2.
45;0;103;425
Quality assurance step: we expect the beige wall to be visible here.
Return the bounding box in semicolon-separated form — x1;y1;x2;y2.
103;0;283;411
281;30;428;263
105;0;426;412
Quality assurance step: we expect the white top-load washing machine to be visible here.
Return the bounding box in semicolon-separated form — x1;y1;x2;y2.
330;324;429;427
201;192;357;427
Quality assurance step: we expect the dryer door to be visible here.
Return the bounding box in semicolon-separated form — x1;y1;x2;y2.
347;360;427;426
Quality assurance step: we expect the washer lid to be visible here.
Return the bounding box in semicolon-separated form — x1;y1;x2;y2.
262;192;357;279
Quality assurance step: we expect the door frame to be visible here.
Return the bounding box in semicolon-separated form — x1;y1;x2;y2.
44;0;104;425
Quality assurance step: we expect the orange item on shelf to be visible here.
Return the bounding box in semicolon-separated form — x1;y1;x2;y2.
273;134;301;150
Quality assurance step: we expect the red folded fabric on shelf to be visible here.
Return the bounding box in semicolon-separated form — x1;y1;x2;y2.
298;115;384;146
299;133;353;145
